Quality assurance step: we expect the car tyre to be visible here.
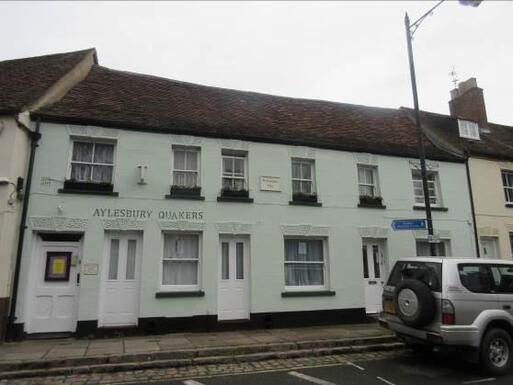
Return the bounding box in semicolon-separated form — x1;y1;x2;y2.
480;328;513;376
394;279;435;327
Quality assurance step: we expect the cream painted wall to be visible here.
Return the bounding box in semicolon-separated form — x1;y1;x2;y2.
469;157;513;259
0;117;30;299
15;122;476;325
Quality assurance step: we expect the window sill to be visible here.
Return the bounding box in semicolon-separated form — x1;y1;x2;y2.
217;196;254;203
413;205;448;212
58;188;119;196
358;203;387;209
281;290;335;297
165;193;205;201
289;201;322;207
155;291;205;298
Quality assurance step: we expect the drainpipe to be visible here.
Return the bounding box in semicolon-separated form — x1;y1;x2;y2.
465;154;480;258
6;119;41;341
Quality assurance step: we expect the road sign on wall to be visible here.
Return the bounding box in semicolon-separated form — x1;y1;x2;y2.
391;219;426;231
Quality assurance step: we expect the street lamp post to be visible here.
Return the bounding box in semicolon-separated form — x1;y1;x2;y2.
404;0;481;256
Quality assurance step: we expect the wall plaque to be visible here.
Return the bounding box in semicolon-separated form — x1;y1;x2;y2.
82;263;99;275
260;176;281;192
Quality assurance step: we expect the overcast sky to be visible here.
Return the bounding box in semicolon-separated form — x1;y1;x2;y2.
2;1;512;125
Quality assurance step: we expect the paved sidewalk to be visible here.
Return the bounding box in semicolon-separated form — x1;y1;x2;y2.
0;348;408;385
0;323;391;363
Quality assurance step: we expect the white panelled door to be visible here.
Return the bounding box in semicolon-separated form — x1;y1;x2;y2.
218;236;250;321
29;242;80;334
362;240;386;314
100;233;142;327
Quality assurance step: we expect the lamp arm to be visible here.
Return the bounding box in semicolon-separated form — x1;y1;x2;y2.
409;0;446;36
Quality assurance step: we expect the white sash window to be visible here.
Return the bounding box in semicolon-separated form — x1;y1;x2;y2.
292;158;315;194
162;233;201;290
412;169;441;207
70;141;114;184
172;147;200;187
502;170;513;204
284;238;327;290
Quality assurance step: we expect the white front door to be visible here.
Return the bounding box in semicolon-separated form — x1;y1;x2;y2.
362;240;386;314
29;242;80;333
481;237;499;259
99;233;142;327
218;236;250;321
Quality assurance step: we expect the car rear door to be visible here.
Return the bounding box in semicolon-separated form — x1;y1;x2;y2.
454;264;501;325
490;264;513;316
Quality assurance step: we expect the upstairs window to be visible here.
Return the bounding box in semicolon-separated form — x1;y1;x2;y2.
458;119;480;140
412;169;441;207
502;170;513;204
172;147;200;188
358;165;379;197
222;152;247;191
70;141;114;184
292;158;316;195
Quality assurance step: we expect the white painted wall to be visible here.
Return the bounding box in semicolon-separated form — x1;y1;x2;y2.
16;122;476;325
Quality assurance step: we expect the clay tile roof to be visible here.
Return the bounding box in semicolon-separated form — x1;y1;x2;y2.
0;49;96;114
36;65;461;161
403;108;513;162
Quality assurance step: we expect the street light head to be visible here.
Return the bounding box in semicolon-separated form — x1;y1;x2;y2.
458;0;482;7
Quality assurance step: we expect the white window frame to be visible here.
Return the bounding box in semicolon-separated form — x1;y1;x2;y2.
291;158;316;195
221;152;248;191
171;146;201;187
411;169;442;207
67;138;116;184
284;237;328;292
458;119;480;140
415;239;451;257
357;165;380;197
502;170;513;204
160;232;202;292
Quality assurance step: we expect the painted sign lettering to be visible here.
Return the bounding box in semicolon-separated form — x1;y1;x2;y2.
93;208;204;220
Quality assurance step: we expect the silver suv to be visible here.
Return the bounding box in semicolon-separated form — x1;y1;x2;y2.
379;257;513;375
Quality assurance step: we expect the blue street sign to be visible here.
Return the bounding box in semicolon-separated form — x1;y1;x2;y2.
391;219;426;231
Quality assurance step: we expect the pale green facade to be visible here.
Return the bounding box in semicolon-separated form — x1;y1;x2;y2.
15;121;477;331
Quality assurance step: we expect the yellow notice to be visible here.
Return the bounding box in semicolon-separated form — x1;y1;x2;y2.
52;258;66;275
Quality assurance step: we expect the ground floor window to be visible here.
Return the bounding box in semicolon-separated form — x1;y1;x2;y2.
416;239;450;256
162;233;200;290
284;238;327;290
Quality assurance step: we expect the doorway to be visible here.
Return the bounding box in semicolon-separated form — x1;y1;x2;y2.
218;235;250;321
99;232;143;327
28;240;80;334
362;239;386;314
480;236;499;259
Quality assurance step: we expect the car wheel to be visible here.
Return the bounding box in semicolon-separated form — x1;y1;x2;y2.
394;278;436;327
480;328;513;376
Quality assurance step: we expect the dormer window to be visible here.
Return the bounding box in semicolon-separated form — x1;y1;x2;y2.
458;119;480;140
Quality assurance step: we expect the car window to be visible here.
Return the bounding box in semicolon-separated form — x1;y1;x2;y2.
387;261;442;292
458;264;496;293
490;265;513;294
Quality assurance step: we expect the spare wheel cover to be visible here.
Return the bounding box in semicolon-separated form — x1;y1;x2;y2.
394;278;436;327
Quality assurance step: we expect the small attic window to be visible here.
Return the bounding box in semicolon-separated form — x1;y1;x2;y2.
458;119;480;140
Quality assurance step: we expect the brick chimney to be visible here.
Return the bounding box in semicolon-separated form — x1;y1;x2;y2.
449;77;488;128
